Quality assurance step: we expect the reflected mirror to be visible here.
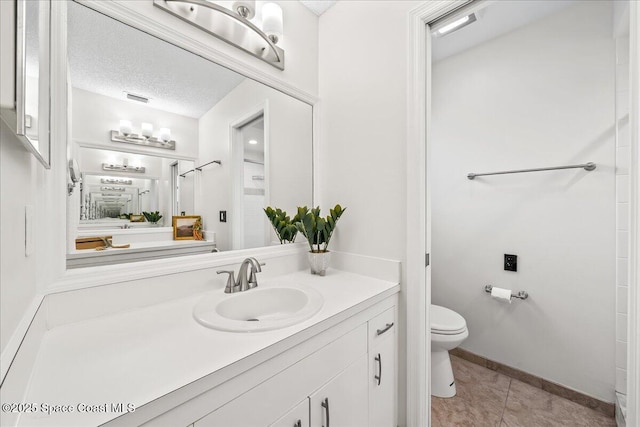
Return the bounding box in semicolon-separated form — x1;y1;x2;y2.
66;1;313;267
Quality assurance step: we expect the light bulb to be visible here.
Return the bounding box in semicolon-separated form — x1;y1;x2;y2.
141;123;153;139
119;120;132;136
159;128;171;142
262;3;283;44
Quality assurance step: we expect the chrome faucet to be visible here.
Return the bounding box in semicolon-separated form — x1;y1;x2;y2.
217;257;264;293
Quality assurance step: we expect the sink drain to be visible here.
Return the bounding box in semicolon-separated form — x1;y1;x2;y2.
246;318;260;322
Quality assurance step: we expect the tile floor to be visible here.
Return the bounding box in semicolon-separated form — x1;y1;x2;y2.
431;356;616;427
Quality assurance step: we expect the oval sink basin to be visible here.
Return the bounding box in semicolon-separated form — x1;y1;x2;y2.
193;285;324;332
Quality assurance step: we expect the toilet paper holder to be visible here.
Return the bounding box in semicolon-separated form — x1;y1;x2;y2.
484;285;529;300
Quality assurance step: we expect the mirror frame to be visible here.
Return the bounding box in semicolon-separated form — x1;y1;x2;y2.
47;0;319;292
0;0;51;168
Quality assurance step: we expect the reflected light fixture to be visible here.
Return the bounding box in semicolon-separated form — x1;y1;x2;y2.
153;0;285;70
432;13;477;37
248;139;258;145
111;120;175;150
102;163;146;173
101;178;132;185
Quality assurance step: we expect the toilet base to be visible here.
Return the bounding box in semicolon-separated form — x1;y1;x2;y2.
431;349;456;398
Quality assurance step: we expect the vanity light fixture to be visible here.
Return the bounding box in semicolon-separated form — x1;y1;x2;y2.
101;178;132;185
233;1;255;19
111;121;176;150
153;0;285;70
102;163;146;173
432;13;477;37
100;186;126;192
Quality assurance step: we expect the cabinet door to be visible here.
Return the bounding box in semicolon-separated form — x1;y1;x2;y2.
369;333;396;427
310;355;368;427
269;399;309;427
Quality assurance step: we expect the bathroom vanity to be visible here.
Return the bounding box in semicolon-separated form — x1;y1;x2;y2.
11;267;399;427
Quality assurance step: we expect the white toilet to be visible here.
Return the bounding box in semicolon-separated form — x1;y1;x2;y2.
430;304;468;398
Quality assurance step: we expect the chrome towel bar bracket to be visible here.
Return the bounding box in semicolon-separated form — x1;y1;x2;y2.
484;285;529;300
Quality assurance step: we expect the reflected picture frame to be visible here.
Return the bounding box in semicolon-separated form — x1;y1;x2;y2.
130;214;144;222
173;215;201;240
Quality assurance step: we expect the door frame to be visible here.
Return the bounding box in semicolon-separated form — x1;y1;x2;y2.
406;1;640;425
406;2;472;425
229;103;269;250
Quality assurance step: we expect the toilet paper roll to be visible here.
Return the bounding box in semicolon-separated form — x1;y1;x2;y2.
491;286;512;303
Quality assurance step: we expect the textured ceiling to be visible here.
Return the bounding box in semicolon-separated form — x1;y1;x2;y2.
67;2;245;119
432;0;578;62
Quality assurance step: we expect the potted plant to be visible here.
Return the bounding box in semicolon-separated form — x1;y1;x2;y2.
263;207;300;244
295;204;346;276
193;218;203;240
142;211;163;225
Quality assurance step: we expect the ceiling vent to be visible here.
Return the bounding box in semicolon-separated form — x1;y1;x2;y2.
125;92;150;103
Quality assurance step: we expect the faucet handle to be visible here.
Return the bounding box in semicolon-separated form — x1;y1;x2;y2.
217;270;237;293
247;261;265;289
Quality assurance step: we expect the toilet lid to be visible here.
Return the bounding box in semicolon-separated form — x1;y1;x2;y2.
431;304;467;334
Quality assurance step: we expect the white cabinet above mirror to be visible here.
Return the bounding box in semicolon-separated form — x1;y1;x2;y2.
65;1;313;268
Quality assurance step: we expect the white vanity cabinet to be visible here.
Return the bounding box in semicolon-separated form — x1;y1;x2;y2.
268;399;309;427
309;355;369;427
368;308;397;427
187;297;397;427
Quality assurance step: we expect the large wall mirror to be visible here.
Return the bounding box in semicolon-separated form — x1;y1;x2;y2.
66;1;313;268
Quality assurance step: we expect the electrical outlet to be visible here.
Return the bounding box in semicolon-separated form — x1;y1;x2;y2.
504;254;517;272
219;210;227;222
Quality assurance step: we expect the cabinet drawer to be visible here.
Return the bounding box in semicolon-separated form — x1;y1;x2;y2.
368;307;396;348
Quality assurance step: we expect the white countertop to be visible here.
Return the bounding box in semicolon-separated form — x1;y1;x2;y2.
17;269;399;426
68;239;216;257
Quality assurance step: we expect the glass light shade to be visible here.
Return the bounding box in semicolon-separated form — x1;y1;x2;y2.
159;128;171;142
141;122;153;138
119;120;132;136
262;3;283;43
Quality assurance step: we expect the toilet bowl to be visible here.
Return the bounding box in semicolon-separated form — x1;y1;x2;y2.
430;304;468;398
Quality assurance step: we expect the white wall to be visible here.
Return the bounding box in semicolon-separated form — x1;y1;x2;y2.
0;123;40;354
318;2;415;425
319;2;411;259
431;2;616;402
198;79;312;251
615;31;631;396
